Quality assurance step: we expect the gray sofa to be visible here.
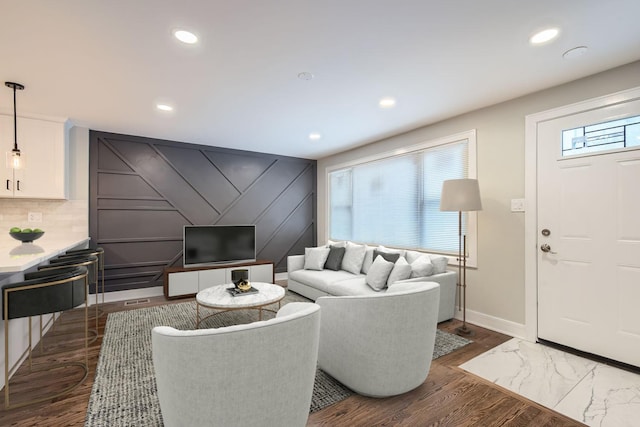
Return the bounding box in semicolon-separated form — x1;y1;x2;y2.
287;244;457;323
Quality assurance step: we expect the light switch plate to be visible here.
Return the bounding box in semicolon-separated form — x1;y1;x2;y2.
511;198;525;212
28;212;43;222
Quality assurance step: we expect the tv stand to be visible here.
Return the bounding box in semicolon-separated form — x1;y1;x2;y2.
163;260;275;300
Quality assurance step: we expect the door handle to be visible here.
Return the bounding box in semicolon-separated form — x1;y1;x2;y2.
5;179;9;191
540;244;557;254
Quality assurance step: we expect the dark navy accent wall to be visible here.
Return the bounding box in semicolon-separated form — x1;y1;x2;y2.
89;131;316;293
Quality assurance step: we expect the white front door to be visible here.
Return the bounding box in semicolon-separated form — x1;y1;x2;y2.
537;98;640;367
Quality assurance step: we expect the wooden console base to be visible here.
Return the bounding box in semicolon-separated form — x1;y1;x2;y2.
163;260;275;300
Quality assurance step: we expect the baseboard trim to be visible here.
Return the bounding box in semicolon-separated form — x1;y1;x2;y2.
102;287;164;304
455;308;527;340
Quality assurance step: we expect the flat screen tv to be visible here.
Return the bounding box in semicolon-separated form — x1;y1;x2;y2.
183;225;256;267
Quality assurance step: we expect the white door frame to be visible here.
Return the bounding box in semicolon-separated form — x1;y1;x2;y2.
523;85;640;342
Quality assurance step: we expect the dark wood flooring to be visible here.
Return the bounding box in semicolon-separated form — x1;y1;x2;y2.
1;290;585;427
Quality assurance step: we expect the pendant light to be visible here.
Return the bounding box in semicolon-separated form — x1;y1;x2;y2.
5;81;25;170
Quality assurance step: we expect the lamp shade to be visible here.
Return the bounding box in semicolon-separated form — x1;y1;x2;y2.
440;179;482;212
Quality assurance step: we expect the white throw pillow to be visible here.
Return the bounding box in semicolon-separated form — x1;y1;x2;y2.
386;257;412;286
410;255;434;278
341;241;366;274
361;246;376;273
429;255;448;274
327;240;346;248
365;255;395;291
304;247;330;270
404;250;423;264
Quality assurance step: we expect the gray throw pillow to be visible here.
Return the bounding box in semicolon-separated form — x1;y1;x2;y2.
304;247;330;270
386;257;412;286
324;245;346;271
365;255;395;291
376;245;406;258
341;242;366;274
373;249;400;264
429;255;448;274
410;254;434;278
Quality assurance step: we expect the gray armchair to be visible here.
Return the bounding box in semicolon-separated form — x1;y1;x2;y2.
152;302;321;427
316;281;440;397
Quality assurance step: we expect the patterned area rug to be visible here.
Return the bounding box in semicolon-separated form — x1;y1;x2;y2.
85;291;471;426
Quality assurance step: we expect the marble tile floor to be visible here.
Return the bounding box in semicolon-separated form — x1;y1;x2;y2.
460;338;640;427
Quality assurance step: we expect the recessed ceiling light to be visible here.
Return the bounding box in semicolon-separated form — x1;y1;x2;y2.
379;97;396;108
563;46;588;59
309;132;322;140
530;28;559;45
156;104;174;112
174;30;198;44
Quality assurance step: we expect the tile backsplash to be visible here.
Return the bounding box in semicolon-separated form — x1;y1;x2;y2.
0;199;88;238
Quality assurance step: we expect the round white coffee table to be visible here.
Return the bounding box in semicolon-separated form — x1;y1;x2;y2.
195;282;285;328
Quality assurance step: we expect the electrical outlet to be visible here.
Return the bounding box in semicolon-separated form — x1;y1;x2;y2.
510;199;525;213
28;212;43;223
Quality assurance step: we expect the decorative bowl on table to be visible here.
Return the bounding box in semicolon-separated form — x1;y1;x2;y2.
9;228;45;243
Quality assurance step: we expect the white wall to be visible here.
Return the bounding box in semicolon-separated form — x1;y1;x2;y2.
317;60;640;334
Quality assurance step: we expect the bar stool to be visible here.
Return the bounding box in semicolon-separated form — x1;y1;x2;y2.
3;266;89;409
59;247;105;308
40;255;100;337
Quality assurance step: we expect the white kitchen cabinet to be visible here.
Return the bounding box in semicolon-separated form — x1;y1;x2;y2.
0;114;69;199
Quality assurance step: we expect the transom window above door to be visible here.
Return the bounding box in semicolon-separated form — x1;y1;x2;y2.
562;114;640;157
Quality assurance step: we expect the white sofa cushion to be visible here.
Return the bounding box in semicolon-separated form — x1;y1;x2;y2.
429;255;448;274
290;268;363;294
328;277;376;296
341;242;367;274
304;247;330;270
365;255;394;291
387;257;412;286
410;254;434;278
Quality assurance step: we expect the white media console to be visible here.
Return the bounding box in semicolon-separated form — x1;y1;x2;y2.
163;259;275;299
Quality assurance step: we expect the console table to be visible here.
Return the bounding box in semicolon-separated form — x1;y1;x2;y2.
163;260;275;300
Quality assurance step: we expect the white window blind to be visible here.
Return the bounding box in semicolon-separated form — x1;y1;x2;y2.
422;142;468;252
328;136;471;255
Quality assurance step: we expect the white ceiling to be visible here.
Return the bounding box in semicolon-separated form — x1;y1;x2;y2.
2;1;640;160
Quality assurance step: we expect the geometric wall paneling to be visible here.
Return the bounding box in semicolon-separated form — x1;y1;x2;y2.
155;145;241;213
260;194;315;271
97;173;163;199
90;131;316;293
106;137;218;225
97;139;134;172
203;150;275;192
277;223;316;272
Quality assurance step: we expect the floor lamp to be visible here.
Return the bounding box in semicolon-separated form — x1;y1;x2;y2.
440;178;482;336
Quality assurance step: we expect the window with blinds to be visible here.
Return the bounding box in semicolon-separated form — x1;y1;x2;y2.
328;133;474;256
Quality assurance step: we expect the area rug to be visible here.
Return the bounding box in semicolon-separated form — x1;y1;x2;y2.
85;292;471;426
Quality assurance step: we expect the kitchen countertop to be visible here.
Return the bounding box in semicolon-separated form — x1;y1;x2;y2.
0;233;90;273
